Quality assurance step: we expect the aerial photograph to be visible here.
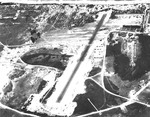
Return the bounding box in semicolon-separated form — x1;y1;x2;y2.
0;1;150;117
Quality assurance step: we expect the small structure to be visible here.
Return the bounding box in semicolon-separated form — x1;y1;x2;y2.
29;28;41;43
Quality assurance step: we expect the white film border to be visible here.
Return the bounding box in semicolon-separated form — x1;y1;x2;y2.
0;0;150;4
